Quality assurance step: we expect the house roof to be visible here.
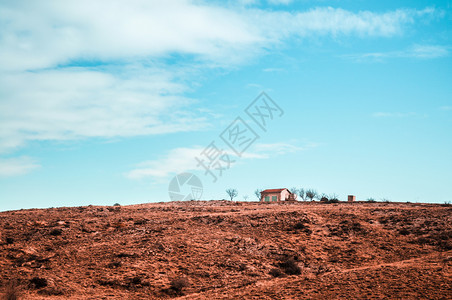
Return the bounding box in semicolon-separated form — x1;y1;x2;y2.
261;188;290;193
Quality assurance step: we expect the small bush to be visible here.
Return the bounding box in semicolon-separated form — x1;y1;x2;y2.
398;228;410;236
29;277;47;289
129;276;142;285
367;198;376;203
278;258;301;275
269;268;283;277
293;222;306;230
292;222;312;234
113;203;121;206
169;277;189;295
134;219;148;225
49;229;62;236
106;261;122;268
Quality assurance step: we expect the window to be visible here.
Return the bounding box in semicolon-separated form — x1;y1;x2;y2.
265;196;270;202
272;196;277;202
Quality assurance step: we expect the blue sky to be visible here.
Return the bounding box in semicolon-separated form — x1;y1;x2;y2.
0;0;451;211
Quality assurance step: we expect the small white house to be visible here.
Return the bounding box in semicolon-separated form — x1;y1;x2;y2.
260;188;297;203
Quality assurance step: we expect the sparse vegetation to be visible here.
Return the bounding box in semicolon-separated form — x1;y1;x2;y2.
278;258;301;275
329;194;340;203
226;188;238;201
113;203;121;206
269;268;283;277
169;277;189;295
318;193;340;203
49;228;63;236
254;189;262;200
29;277;48;289
0;200;450;299
306;189;317;201
298;188;306;201
367;198;376;203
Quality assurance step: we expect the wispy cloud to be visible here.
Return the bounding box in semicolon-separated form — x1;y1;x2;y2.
262;68;284;72
126;140;316;180
126;146;203;179
0;156;40;177
372;112;420;118
344;44;449;62
0;67;208;153
0;1;440;153
252;142;316;157
440;106;452;111
408;45;449;58
268;0;293;5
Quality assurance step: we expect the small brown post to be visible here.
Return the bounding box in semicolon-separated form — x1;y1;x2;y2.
348;195;356;202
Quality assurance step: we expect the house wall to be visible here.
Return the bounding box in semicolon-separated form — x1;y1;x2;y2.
260;192;282;202
281;190;290;200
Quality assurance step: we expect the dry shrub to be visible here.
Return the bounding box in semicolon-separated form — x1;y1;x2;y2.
269;268;283;277
29;277;47;289
169;277;189;295
278;258;301;275
49;228;62;236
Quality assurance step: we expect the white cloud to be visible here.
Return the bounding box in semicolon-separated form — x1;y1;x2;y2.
254;7;434;40
126;141;315;180
0;67;208;153
0;1;439;153
0;2;436;72
0;156;40;177
372;112;419;118
268;0;293;5
262;68;284;72
440;106;452;111
344;44;449;62
253;142;314;156
126;146;203;179
0;0;262;72
409;45;449;58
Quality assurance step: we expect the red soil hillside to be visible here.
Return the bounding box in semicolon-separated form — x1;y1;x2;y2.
0;201;451;299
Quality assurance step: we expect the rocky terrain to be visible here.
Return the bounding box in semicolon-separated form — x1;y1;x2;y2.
0;201;451;299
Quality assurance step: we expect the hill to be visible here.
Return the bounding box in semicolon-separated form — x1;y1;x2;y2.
0;201;451;299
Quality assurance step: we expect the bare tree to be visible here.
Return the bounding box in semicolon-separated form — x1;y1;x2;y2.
306;189;317;201
289;187;298;195
243;195;249;201
298;188;306;201
254;189;262;201
226;188;238;201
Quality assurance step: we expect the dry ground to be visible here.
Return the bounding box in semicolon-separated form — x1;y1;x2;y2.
0;201;451;299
